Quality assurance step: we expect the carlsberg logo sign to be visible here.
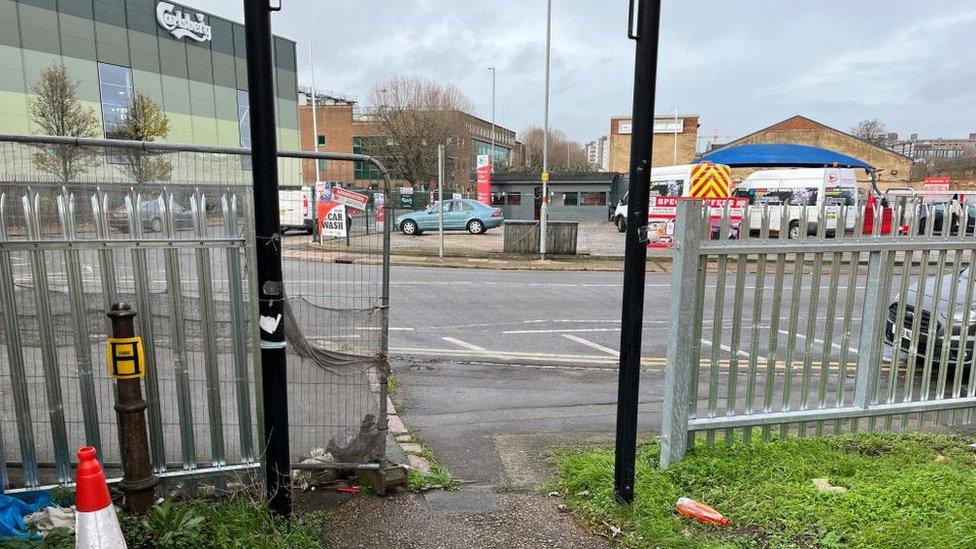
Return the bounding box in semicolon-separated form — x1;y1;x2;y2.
156;2;212;43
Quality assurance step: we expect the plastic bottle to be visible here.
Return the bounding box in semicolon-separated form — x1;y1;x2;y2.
675;497;729;526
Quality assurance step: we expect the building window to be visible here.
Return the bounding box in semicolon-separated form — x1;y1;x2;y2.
98;63;133;139
237;90;251;170
317;135;326;146
317;159;327;172
507;192;521;206
353;136;385;180
580;192;607;206
491;192;505;206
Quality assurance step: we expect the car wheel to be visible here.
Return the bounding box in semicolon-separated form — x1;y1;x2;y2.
788;222;800;239
616;216;626;233
468;219;485;234
150;217;163;233
401;219;419;235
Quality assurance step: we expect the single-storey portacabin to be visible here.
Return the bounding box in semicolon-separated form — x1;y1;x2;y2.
491;172;623;222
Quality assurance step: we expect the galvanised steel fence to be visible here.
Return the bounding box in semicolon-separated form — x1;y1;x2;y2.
661;198;976;466
0;135;391;492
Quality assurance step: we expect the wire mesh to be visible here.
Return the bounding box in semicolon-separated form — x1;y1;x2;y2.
0;139;389;490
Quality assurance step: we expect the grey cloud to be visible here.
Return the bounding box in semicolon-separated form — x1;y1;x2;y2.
203;0;976;144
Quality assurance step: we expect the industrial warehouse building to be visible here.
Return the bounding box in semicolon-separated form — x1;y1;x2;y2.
0;0;300;183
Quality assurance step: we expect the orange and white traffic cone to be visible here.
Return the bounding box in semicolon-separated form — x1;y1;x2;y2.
74;446;127;548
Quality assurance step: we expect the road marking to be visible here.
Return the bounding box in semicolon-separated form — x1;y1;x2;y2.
777;329;859;355
441;337;487;351
355;326;414;331
560;334;619;357
700;337;757;361
504;328;624;334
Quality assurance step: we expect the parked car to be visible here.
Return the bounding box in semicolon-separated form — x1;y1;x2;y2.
885;268;976;364
912;202;976;235
109;197;194;233
394;199;503;235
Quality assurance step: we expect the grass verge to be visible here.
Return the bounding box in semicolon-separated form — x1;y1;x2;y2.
406;432;460;492
553;432;976;548
6;494;325;549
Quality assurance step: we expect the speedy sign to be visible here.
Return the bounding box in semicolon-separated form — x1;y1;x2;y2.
647;196;747;249
333;187;368;211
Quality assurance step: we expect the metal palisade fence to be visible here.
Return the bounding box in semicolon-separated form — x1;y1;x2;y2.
661;198;976;466
0;134;391;492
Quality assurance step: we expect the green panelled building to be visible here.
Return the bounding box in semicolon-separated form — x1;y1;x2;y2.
0;0;300;182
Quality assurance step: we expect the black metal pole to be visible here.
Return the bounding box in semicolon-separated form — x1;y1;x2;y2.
614;0;662;503
242;0;291;516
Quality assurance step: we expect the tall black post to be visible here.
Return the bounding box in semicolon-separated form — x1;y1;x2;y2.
614;0;662;503
242;0;291;516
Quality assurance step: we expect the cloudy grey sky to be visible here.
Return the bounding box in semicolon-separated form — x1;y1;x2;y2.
206;0;976;148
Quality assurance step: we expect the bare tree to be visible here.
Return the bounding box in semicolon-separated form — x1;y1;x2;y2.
114;92;172;183
365;75;473;187
512;126;590;173
850;118;889;146
27;64;100;181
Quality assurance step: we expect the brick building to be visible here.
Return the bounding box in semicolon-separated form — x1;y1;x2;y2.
714;115;913;187
607;114;699;173
298;89;517;191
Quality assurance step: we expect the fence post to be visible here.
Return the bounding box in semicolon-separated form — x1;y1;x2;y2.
107;302;159;514
854;250;886;409
660;200;705;467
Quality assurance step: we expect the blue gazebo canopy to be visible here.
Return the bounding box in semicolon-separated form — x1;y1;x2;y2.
698;144;874;171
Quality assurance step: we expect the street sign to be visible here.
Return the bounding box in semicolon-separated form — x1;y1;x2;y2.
924;177;952;202
333;187;368;211
541;171;550;183
106;336;146;380
399;187;414;209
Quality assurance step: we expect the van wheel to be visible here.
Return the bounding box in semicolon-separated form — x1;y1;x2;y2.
788;222;800;239
616;216;626;233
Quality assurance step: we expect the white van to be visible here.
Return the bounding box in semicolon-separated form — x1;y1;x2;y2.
733;168;861;238
279;186;314;234
611;164;730;232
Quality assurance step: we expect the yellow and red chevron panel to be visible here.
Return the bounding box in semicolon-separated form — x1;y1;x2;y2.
688;162;731;199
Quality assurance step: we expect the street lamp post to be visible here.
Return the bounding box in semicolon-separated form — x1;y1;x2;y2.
307;44;319;181
488;66;496;171
540;0;552;259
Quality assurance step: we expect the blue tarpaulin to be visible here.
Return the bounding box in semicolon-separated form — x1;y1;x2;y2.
698;144;875;170
0;492;51;540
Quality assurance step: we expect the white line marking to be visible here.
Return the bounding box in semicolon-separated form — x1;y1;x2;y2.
441;337;486;351
503;328;625;334
700;337;751;359
561;334;619;357
777;330;859;355
355;326;414;331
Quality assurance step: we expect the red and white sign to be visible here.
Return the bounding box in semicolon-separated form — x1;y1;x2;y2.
924;177;952;202
374;193;385;232
476;154;491;206
319;201;347;238
647;196;747;249
333;186;369;211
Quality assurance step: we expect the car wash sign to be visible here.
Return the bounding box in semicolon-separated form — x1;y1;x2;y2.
156;2;213;43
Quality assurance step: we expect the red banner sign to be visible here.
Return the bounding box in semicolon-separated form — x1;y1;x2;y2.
476;154;491;206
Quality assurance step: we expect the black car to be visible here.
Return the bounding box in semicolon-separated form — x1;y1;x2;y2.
914;202;976;235
108;198;195;233
885;268;976;363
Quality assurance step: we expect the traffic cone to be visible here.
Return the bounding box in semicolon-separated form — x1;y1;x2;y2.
75;446;128;548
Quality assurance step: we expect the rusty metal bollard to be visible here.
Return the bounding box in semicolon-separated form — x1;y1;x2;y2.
106;302;159;514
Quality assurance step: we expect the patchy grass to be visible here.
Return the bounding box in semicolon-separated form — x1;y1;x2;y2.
6;495;325;549
387;374;399;398
405;433;460;492
553;432;976;548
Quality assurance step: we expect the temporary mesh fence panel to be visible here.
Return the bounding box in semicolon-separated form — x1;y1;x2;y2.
0;139;389;490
